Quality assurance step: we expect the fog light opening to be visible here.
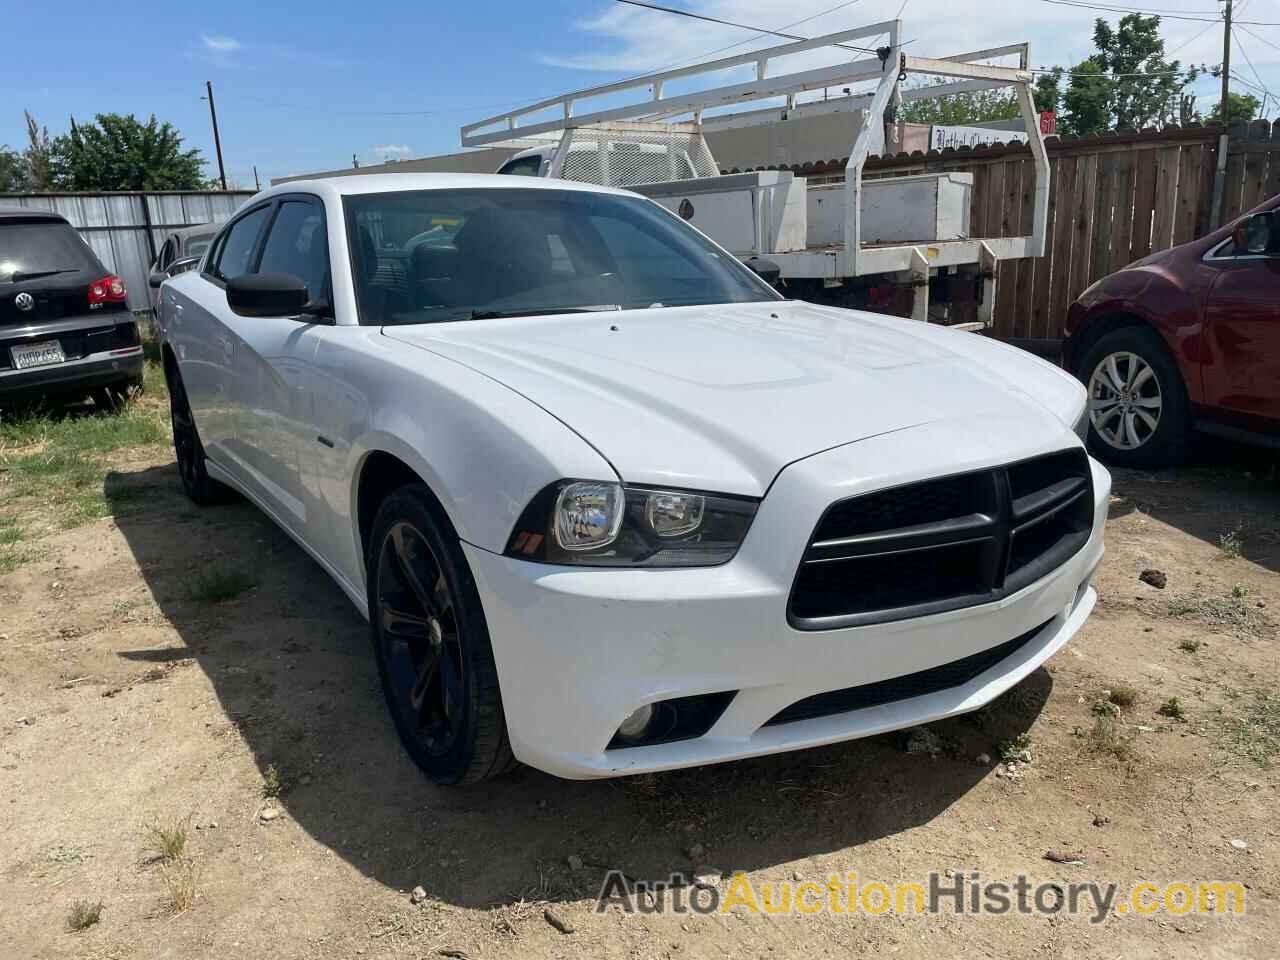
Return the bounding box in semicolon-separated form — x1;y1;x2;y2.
615;703;655;741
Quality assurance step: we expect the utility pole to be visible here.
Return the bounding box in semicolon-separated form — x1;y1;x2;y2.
204;80;227;191
1219;0;1232;122
1209;0;1232;228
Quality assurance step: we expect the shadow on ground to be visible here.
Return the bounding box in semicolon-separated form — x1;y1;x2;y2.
1107;436;1280;574
105;462;1047;909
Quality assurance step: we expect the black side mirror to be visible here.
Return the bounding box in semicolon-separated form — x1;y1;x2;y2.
743;256;781;287
1233;212;1276;255
169;256;201;277
148;271;166;289
227;272;310;318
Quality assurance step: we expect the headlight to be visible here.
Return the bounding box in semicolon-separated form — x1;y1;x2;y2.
506;480;758;567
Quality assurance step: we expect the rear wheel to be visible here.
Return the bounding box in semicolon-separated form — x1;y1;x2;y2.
167;365;231;505
366;485;514;785
1078;326;1191;468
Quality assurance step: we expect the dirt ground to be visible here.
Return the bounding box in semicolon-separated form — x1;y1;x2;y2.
2;431;1278;959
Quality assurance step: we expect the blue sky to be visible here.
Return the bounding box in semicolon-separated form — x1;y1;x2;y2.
2;0;1277;187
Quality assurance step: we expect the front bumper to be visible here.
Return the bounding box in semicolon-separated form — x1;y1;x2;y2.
466;415;1111;780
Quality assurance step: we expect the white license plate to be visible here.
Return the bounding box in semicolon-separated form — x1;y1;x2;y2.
10;340;66;370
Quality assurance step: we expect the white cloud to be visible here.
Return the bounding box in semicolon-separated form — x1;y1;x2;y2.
535;0;1252;112
202;34;241;53
372;144;412;158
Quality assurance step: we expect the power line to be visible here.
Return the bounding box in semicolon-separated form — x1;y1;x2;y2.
1235;24;1280;55
614;0;888;55
1040;0;1279;26
1232;26;1272;101
1166;17;1223;55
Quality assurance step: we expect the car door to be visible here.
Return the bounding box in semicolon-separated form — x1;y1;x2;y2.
224;195;333;532
172;204;272;469
1202;239;1280;428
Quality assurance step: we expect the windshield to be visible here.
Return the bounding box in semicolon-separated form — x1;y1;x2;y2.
343;187;778;326
0;220;102;282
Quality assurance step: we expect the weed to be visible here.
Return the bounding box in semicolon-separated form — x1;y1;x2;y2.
1218;526;1244;559
1179;637;1202;653
262;763;286;799
143;818;187;863
187;568;256;605
1092;699;1120;717
46;844;85;865
1231;583;1249;599
1107;684;1138;708
999;732;1033;764
1083;715;1135;760
1158;697;1187;721
66;899;103;931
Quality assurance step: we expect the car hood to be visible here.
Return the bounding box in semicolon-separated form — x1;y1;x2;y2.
384;301;1084;496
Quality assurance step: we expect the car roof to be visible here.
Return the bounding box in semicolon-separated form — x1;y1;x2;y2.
0;206;70;223
259;172;640;202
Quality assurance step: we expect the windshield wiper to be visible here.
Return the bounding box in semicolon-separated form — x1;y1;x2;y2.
467;305;621;321
5;268;80;282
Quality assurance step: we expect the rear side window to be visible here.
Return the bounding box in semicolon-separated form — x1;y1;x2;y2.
497;155;543;177
257;200;330;304
0;219;103;282
212;206;271;282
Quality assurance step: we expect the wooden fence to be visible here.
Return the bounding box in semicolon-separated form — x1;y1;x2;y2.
748;119;1280;341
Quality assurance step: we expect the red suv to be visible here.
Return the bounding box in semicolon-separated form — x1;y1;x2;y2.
1064;194;1279;467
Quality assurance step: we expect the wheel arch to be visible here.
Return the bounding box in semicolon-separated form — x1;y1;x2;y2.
353;446;456;576
1067;312;1156;375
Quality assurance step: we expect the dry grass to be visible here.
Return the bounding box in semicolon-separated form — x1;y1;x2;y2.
1164;592;1272;638
66;899;103;932
1216;692;1280;768
160;858;199;915
262;763;286;799
187;567;257;605
1107;684;1138;708
1157;697;1187;721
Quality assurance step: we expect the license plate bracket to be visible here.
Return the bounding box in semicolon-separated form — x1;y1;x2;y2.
10;340;67;370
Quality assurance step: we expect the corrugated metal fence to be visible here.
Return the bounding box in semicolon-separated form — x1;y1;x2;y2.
0;190;255;312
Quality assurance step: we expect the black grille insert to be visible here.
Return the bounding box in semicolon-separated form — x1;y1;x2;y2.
789;449;1092;629
765;618;1053;726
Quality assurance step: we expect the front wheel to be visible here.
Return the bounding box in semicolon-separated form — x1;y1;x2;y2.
1077;326;1191;469
366;485;514;785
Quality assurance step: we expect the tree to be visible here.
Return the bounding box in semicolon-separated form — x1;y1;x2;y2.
49;113;206;191
1034;68;1064;115
1058;14;1196;136
898;78;1021;125
24;110;51;190
1207;92;1261;124
1061;59;1114;137
0;146;26;192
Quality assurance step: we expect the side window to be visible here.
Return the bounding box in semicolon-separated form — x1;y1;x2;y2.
212;205;271;282
497;155;543;177
157;237;175;270
257;200;330;304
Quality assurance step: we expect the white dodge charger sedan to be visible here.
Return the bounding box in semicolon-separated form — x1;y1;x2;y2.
156;173;1109;785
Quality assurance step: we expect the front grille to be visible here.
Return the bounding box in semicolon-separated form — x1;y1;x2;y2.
765;617;1052;726
789;449;1092;630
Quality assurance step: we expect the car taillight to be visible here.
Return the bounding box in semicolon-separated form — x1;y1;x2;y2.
88;275;126;305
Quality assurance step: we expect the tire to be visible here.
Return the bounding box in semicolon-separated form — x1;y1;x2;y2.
166;365;232;505
93;375;144;411
1077;326;1191;469
366;485;514;785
